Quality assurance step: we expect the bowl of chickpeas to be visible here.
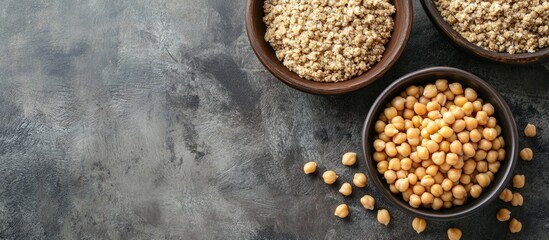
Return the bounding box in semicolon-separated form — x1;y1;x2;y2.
361;66;518;220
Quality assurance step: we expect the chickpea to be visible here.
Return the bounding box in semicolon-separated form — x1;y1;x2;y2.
384;107;398;121
377;209;391;226
509;218;522;233
414;102;427;116
462;102;474;116
474;150;487;161
393;169;406;180
375;120;386;133
416;146;430;160
436;79;448;91
373;152;388;162
424;165;438;177
441;191;453;202
426;102;441;113
448;140;462;155
486;117;497;128
524;123;536;137
406;85;420;97
378;133;391;142
415;167;426;179
403;109;415;120
443;201;453;209
421;159;434;168
412;217;427;234
377;161;389;174
395;178;410;192
447;168;462;182
451;107;465;120
511;192;523;206
452;185;467;199
440;141;451;152
384;170;397;184
303;162;317;174
408;173;418;185
478;139;492;151
392;96;406;110
472;100;482;112
388;158;401;171
512;175;525;189
353;173;367;188
462;88;477;102
405;96;417;110
470;184;482;198
342;152;357;166
322;170;338;185
470;130;482;143
476;111;488;126
488;161;500;173
464;117;478;131
428;111;442;120
462;143;475;158
436;93;447;106
499;188;513;202
389;184;399;193
441;179;453;191
482;128;498;141
421;175;435;187
413;185;426;195
419;96;430;105
421;192;434;204
391;116;405;131
360;195;375;210
334;204;349;218
445;153;458;166
402;189;413;202
438;126;454;139
454;96;468;107
492;138;502;150
426;121;440;134
459;174;471;184
373;139;386;152
412;115;422;128
520;148;533;161
475;173;491;187
448;228;462;240
496;208;511;222
409;194;421;208
431;183;443;197
449;82;463;95
457;131;469;143
420;128;430;139
393;133;408;145
498;149;506;161
339;183;352;196
482;103;494;116
430;133;443;143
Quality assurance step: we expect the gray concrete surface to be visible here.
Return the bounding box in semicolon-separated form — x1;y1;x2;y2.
0;0;547;239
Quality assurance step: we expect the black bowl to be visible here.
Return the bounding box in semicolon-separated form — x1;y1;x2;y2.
361;67;518;220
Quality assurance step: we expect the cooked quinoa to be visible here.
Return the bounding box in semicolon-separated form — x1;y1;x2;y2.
434;0;549;54
263;0;395;82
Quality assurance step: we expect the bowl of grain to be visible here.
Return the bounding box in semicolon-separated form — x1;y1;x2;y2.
245;0;413;95
361;66;518;220
420;0;549;64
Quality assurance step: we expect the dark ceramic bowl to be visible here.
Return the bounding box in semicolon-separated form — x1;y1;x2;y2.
420;0;549;64
361;67;518;220
245;0;413;95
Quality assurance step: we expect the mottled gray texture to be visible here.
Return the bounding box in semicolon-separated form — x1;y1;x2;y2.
0;0;547;239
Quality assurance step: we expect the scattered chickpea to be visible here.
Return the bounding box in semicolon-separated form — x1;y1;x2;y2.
499;188;513;202
339;183;352;196
447;228;462;240
322;170;338;185
342;152;357;166
519;148;533;161
377;209;391;226
509;218;522;233
360;195;375;210
303;162;317;174
512;175;525;189
334;204;349;218
511;192;524;206
350;172;367;188
524;123;536;137
496;208;511;222
412;217;427;234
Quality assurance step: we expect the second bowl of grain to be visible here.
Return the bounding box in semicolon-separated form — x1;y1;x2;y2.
420;0;549;64
245;0;413;95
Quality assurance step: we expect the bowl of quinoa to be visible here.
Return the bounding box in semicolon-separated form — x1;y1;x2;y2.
245;0;413;95
421;0;549;64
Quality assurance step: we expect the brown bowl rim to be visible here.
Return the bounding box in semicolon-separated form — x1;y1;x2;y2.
420;0;549;65
245;0;414;95
361;66;519;221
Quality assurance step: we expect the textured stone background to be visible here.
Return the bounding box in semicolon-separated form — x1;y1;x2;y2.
0;0;547;239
